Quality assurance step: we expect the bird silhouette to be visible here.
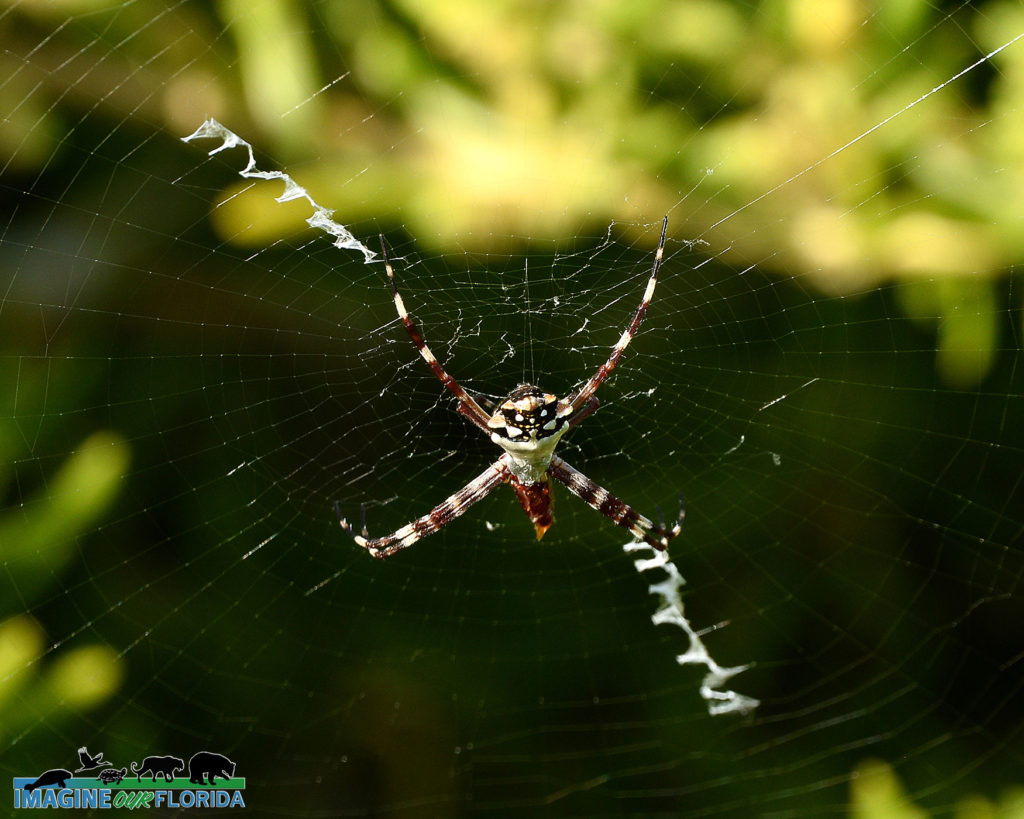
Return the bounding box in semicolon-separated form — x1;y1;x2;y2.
75;747;112;773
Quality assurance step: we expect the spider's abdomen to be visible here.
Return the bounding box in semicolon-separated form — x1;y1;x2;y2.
510;474;555;540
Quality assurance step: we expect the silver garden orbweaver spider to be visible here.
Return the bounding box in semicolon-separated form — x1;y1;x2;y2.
337;217;684;559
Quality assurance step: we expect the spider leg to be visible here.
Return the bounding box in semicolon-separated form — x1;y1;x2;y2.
337;455;512;558
470;391;498;413
457;401;494;434
567;397;599;428
379;235;491;426
547;455;684;551
562;217;669;418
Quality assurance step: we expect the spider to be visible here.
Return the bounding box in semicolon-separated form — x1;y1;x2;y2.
337;217;684;559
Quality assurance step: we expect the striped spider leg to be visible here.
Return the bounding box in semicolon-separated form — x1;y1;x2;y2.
336;457;513;559
337;218;684;558
558;216;669;419
548;456;684;550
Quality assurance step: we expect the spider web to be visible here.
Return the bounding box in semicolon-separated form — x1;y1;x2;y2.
2;1;1023;816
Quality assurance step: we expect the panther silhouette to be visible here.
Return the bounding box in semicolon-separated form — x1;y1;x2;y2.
131;755;183;782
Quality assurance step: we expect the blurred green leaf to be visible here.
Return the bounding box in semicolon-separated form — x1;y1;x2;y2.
0;431;129;599
0;431;128;739
850;760;1024;819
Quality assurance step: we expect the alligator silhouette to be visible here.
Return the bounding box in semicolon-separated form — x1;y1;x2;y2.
25;769;73;792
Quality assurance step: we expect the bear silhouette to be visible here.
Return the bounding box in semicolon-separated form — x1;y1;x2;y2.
187;751;235;786
25;769;73;792
131;755;183;782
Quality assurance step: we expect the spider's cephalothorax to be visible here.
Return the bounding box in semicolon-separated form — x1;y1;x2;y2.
488;384;565;444
487;385;569;481
337;217;685;559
